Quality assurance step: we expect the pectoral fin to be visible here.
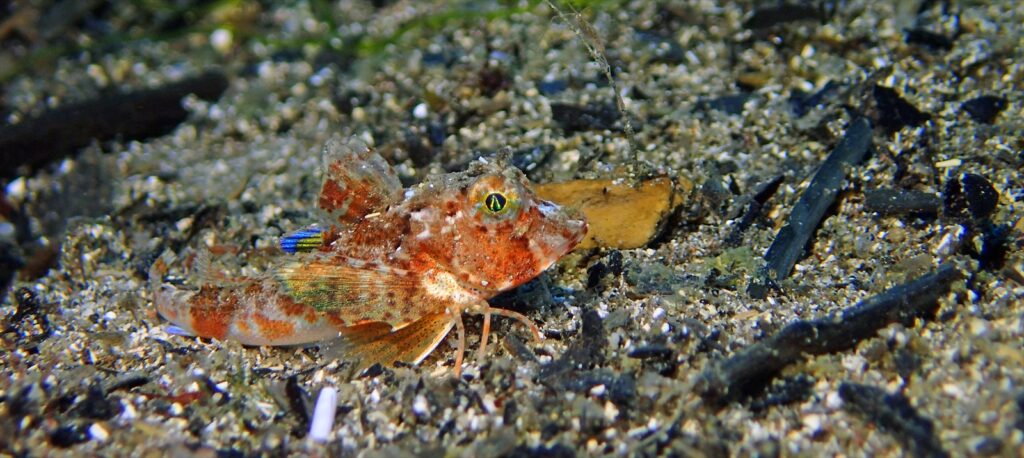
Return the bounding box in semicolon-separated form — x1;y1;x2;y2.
337;312;455;373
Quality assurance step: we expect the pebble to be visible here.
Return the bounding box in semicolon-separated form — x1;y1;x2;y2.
961;95;1007;124
89;423;110;442
211;29;233;54
412;103;429;119
944;173;999;220
412;394;430;418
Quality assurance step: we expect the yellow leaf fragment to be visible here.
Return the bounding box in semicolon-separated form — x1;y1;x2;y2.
535;176;686;249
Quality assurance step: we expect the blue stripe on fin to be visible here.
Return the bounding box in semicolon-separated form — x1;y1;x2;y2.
280;228;324;254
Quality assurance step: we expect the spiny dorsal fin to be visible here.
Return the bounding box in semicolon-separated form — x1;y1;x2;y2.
317;137;402;227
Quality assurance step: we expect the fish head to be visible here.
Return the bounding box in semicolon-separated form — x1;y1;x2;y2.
420;158;587;296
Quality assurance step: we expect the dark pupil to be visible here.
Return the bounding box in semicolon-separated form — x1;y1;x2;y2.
485;193;507;212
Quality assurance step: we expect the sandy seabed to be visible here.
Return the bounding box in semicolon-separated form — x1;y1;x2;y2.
1;1;1022;456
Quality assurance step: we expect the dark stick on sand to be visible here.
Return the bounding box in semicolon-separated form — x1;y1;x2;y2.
0;71;228;178
701;263;962;405
748;117;873;298
863;188;942;216
839;382;949;458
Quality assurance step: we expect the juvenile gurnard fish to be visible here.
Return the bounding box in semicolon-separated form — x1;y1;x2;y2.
151;137;587;375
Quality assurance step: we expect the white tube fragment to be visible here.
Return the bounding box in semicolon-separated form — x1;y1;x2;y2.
309;386;338;443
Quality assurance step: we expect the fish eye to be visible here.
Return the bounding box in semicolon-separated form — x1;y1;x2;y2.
484;192;508;213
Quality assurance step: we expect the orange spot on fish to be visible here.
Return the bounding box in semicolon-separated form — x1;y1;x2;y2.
253;312;296;341
188;287;238;340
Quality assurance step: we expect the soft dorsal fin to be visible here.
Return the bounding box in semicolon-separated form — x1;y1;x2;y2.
275;255;432;328
317;137;402;227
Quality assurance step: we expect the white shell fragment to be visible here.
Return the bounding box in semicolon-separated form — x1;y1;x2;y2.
309;386;338;443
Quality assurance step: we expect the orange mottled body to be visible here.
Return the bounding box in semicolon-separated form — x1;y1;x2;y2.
151;137;587;375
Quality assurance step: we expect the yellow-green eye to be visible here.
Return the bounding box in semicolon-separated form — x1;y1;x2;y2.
484;192;508;213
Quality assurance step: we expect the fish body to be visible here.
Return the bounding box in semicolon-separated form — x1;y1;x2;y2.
151;137;587;374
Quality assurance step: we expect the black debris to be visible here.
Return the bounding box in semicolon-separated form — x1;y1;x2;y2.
535;310;637;405
403;128;436;167
284;375;310;436
627;344;674;360
724;175;783;247
0;206;25;300
1016;392;1024;432
587;261;610;290
550;103;620;133
489;275;556;315
502;399;518;426
0;71;229;178
943;173;999;221
624;261;700;297
863;188;941;216
49;423;90;448
749;375;815;413
506;443;577;458
105;374;151;393
510;144;553;176
199;374;231;405
628;344;678;376
970;222;1010;271
586;251;625;291
904;28;954;51
47;392;77;414
476;65;510;97
560;370;637;406
970;437;1004;456
502;334;538;363
542;327;576;340
744;3;822;30
214;447;248;458
421;51;454;67
426;121;447;147
960;95;1007;124
311;47;357;74
705;264;961;404
892;348;921;380
635;31;685;64
2;287;51;350
540;309;606;380
332;90;372;116
789;81;840;117
537;80;568;96
696;93;752;116
606;251;624;277
437;419;457;439
748;117;872;298
871;85;931;133
6;384;39;417
700;162;733;213
69;385;121;421
839;382;948;458
361;363;384;378
132;203;226;254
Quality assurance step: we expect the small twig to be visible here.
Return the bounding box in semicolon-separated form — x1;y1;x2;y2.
0;71;229;178
702;263;962;405
546;1;640;164
839;382;948;458
748;117;873;298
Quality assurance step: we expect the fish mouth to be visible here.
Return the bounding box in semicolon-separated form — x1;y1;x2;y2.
567;218;588;246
